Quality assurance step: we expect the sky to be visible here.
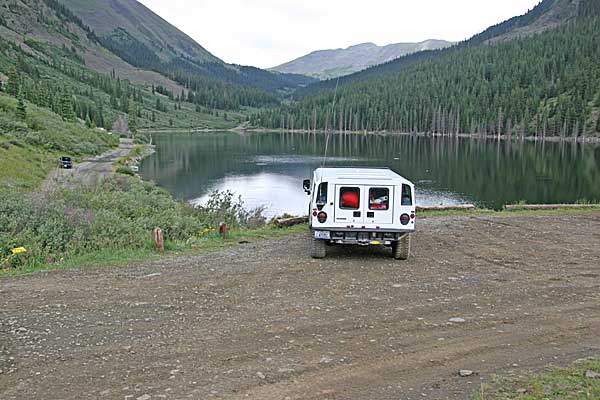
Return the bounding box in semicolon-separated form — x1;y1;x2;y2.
138;0;542;69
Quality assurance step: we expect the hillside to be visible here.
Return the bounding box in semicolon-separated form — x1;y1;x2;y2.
60;0;316;94
1;0;304;139
63;0;221;64
0;92;117;189
252;15;600;138
271;40;453;80
0;0;186;94
296;0;593;97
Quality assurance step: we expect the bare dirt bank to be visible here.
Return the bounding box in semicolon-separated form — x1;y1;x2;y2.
1;212;599;399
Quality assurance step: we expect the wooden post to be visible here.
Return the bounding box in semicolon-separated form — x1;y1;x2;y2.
219;223;228;239
153;227;164;252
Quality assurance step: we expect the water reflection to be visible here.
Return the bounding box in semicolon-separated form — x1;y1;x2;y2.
140;131;600;216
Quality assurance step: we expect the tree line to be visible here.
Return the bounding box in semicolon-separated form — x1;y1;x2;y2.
37;0;290;111
251;18;600;138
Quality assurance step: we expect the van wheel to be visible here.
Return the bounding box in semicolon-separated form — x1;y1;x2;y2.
310;239;326;259
392;234;411;260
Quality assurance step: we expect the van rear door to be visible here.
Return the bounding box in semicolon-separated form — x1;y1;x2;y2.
364;186;394;225
334;185;364;225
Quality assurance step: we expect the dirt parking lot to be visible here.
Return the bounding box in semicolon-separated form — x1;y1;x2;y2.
1;212;600;399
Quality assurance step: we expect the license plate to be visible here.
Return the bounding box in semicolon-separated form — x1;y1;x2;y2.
314;231;330;239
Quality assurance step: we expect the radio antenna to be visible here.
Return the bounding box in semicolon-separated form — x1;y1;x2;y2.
322;76;340;167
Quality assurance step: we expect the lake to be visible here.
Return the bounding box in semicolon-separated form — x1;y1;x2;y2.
140;131;600;217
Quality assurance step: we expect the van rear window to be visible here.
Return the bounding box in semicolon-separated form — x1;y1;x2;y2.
316;182;328;204
401;184;413;206
340;187;360;209
369;188;389;210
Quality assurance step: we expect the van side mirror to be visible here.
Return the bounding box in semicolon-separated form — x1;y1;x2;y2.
303;179;311;194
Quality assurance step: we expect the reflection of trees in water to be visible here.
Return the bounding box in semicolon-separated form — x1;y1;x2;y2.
141;132;600;207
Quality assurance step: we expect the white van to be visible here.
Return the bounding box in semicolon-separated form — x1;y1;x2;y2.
303;167;416;260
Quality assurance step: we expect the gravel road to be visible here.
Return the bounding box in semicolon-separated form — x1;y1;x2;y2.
1;212;599;400
43;139;136;189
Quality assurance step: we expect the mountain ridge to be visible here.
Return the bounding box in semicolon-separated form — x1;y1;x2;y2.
62;0;221;65
271;39;454;80
252;0;600;138
59;0;316;94
294;0;591;97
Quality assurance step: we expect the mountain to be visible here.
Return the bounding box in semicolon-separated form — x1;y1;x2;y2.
252;0;600;138
0;0;186;94
271;40;454;80
60;0;316;94
0;0;288;139
62;0;220;64
296;0;593;97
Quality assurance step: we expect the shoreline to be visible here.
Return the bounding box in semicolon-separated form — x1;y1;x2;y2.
139;127;600;143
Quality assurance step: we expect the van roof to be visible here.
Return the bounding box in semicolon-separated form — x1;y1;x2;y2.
314;167;409;182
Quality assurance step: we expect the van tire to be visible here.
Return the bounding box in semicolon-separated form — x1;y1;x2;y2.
311;239;326;259
392;234;411;260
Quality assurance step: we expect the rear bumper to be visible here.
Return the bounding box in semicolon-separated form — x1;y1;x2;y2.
312;229;413;245
316;227;415;233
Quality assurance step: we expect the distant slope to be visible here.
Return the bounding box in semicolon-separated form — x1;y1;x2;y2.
271;40;453;80
0;0;280;148
252;3;600;138
296;0;589;97
63;0;221;64
470;0;582;44
0;0;186;94
61;0;316;93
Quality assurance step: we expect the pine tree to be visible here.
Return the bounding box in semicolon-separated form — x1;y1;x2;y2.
95;103;105;128
6;66;19;96
16;95;27;120
128;97;138;134
60;91;75;121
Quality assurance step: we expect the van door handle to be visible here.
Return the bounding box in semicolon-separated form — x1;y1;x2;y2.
367;212;374;218
353;211;361;217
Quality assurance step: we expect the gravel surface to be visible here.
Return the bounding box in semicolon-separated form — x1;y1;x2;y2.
1;212;599;399
43;139;135;189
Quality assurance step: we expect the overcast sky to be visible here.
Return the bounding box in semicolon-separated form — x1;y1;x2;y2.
138;0;542;69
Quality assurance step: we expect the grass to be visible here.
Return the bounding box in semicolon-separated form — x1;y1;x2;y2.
5;205;599;278
0;141;51;189
417;205;600;218
0;93;117;189
1;223;307;277
114;144;146;166
474;357;600;399
144;102;246;130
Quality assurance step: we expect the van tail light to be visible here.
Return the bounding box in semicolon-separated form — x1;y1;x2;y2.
317;212;328;223
400;214;410;225
411;211;415;219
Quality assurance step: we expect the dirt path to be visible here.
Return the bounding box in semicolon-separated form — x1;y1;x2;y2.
42;139;135;190
1;213;599;400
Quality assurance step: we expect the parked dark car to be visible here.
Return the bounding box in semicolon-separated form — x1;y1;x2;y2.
59;156;73;169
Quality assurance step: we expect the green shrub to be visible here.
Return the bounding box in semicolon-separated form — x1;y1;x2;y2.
0;177;266;270
116;166;135;176
195;190;266;229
